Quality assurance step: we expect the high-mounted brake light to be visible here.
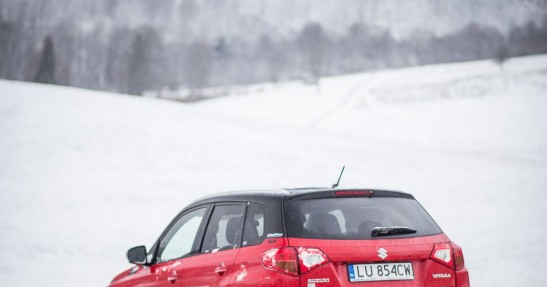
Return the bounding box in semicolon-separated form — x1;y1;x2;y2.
261;247;331;276
430;242;465;271
335;190;373;197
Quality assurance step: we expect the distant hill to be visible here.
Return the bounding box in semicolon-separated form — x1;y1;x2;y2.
2;0;546;40
1;0;546;94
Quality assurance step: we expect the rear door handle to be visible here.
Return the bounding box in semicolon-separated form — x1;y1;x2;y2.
215;263;227;275
167;275;178;283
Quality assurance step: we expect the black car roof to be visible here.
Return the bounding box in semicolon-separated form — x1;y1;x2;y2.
190;187;414;206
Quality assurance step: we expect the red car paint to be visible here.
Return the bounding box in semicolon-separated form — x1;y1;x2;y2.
108;188;470;287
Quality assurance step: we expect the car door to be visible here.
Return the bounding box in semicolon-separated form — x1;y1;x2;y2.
145;206;209;287
179;203;246;287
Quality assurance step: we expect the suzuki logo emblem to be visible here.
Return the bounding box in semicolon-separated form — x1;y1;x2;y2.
377;248;388;260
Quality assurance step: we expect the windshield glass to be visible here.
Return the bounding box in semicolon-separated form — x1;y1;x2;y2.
285;197;442;239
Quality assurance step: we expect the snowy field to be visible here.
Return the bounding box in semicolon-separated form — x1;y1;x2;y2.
1;55;547;286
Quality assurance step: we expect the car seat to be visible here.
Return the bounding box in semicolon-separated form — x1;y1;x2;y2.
224;217;241;249
306;213;341;236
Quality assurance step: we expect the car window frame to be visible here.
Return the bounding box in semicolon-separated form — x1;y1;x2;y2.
149;200;268;265
241;201;267;248
199;201;246;253
150;204;212;264
284;196;443;240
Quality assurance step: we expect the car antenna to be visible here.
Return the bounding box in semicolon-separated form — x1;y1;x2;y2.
332;166;345;188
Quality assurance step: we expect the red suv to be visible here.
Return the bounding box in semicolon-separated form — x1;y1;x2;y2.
109;188;470;286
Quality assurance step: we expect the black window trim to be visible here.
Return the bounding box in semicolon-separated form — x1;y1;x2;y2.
240;201;269;248
150;199;271;265
150;204;212;265
198;201;247;254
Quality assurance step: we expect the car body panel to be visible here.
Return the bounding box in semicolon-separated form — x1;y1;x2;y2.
231;237;300;287
109;188;469;287
289;234;463;287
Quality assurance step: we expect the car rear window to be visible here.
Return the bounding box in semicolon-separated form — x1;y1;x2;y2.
285;197;442;239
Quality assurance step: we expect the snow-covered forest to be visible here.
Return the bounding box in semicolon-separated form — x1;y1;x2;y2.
1;0;547;95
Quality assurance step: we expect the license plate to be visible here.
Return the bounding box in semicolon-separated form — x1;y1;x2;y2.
347;262;414;282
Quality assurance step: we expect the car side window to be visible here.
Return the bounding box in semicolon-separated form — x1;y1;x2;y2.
200;204;244;253
157;207;207;262
242;203;266;247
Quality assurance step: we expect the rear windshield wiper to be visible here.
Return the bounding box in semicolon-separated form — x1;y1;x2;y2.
371;226;417;237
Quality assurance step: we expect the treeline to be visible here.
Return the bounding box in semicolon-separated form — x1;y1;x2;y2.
1;16;547;96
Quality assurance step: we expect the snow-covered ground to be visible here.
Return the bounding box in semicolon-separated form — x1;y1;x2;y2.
1;55;547;286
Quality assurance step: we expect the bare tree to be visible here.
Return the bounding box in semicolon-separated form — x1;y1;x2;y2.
183;41;212;95
127;26;162;95
297;23;329;84
33;36;56;84
494;42;508;71
106;27;133;93
254;34;286;83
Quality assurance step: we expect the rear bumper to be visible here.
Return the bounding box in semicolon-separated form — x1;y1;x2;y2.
456;267;470;287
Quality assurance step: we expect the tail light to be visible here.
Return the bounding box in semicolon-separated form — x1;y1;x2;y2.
261;247;331;276
451;242;465;271
261;247;298;276
430;242;465;271
296;247;330;273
